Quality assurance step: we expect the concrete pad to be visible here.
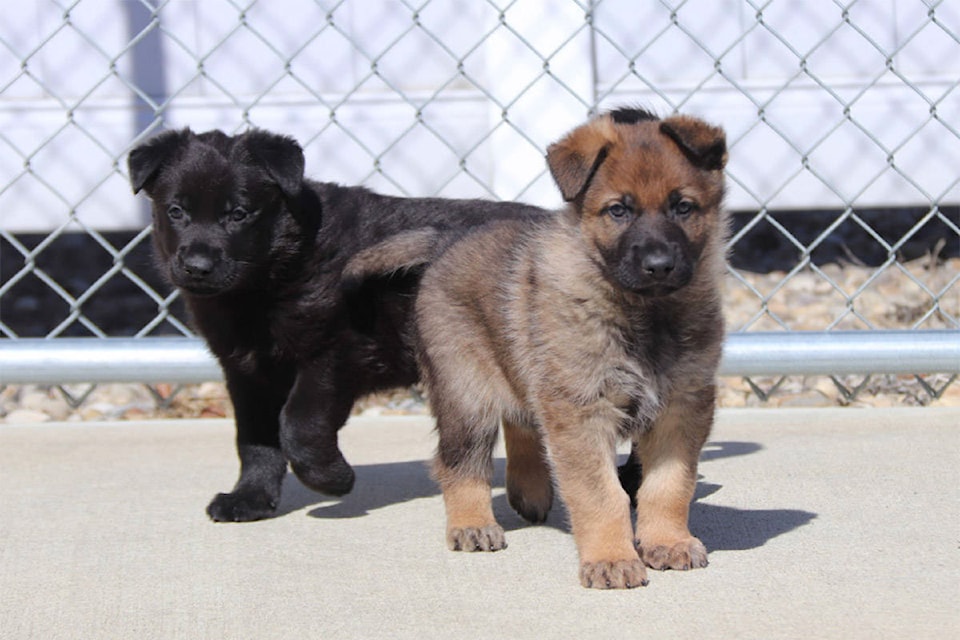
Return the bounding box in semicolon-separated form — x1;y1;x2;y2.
1;408;957;639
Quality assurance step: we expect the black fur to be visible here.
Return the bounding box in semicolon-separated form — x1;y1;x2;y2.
609;107;658;125
659;121;727;171
128;127;546;522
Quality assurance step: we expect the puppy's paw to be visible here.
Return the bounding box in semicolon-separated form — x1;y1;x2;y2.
290;456;356;497
507;481;554;524
447;525;507;552
637;536;708;571
508;492;552;525
579;559;649;589
207;490;278;522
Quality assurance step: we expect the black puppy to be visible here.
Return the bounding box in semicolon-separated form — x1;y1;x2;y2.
128;128;546;522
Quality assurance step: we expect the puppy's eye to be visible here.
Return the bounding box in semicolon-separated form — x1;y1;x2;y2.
167;205;185;220
606;203;631;219
229;207;249;222
674;200;697;216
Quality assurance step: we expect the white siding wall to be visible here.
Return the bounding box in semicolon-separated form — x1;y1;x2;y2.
0;0;957;232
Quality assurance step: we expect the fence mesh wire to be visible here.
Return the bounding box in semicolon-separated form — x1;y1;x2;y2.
1;0;958;414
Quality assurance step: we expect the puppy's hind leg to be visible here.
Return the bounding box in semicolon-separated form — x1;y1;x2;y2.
433;410;505;552
617;442;642;505
503;416;554;524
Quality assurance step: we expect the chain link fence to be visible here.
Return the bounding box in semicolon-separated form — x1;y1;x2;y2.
1;0;958;417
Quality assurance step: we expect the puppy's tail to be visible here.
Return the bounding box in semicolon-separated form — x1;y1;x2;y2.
341;227;441;292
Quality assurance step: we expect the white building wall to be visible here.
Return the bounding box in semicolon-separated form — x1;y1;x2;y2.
0;0;956;232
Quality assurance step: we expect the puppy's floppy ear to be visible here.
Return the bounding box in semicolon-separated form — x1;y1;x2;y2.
546;118;614;202
659;116;727;171
127;128;192;194
236;129;305;200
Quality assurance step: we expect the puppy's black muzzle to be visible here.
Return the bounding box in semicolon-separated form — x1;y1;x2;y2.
612;219;695;297
629;239;692;295
637;242;678;281
181;251;217;278
174;243;225;294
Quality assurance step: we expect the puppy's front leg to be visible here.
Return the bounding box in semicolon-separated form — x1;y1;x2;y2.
433;412;505;552
633;385;714;571
541;402;648;589
207;368;289;522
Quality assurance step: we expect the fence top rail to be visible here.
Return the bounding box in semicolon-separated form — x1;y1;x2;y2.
1;331;957;385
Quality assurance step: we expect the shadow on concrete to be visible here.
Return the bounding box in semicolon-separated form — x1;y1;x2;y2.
695;439;818;551
278;439;814;552
692;501;817;552
282;458;435;519
701;440;764;462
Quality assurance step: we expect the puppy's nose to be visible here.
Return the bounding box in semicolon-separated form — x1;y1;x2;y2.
181;251;217;277
640;248;675;279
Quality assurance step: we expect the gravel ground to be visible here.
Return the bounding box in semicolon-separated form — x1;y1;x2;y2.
2;257;957;423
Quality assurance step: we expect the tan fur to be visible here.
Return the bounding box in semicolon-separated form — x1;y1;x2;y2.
360;109;728;589
437;476;505;552
632;385;715;570
340;227;439;286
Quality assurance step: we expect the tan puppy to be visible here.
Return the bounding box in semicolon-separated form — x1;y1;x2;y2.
344;108;729;589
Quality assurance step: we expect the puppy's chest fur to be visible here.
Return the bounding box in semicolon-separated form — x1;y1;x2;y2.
476;223;715;432
523;281;683;433
187;293;293;374
187;268;341;371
